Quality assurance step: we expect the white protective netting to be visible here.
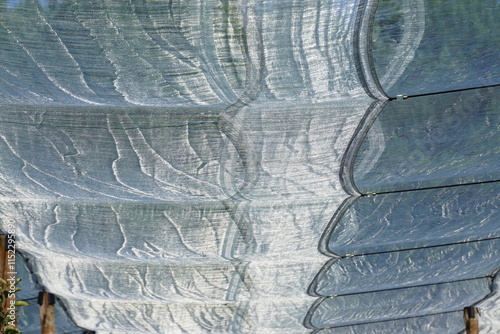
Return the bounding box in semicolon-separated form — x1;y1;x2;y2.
0;0;498;333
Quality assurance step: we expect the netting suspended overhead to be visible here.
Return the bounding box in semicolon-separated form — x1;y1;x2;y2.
14;253;86;334
349;87;499;194
358;0;500;98
308;0;500;332
0;101;369;333
0;0;498;333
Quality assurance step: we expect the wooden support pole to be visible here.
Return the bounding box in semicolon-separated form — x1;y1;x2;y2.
38;292;56;334
463;306;479;334
0;234;18;330
0;234;6;278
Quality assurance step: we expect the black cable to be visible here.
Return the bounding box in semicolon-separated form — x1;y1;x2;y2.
335;236;500;258
360;179;500;197
388;83;500;100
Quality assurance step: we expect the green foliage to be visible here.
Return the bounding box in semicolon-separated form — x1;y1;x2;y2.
0;278;24;334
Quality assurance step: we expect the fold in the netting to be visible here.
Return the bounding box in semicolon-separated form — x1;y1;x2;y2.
371;0;499;97
1;100;370;332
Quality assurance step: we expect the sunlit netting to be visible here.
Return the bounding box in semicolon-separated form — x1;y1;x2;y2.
0;0;498;333
15;253;87;333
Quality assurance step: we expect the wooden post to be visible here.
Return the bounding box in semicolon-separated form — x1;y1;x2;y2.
0;235;7;312
463;306;479;334
0;234;6;278
0;234;17;330
38;292;56;334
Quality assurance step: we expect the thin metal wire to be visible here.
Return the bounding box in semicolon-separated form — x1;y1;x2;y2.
360;179;500;197
388;83;500;100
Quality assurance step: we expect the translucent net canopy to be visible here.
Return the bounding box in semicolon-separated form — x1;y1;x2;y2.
0;0;498;333
15;253;85;333
350;87;499;193
371;0;499;97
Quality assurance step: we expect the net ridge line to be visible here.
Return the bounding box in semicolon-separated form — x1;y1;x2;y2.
353;0;388;100
338;99;388;196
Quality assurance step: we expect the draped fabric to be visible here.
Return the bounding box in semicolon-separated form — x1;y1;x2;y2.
0;0;498;333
